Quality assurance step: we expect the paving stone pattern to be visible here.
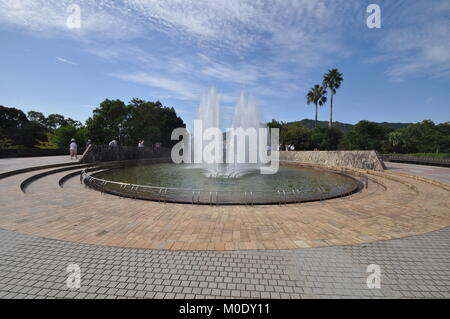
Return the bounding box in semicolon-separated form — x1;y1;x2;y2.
0;227;449;299
0;157;449;298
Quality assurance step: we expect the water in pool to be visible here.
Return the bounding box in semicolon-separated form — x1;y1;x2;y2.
94;163;359;204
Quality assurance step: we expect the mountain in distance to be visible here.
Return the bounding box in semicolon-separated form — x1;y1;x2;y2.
285;119;411;133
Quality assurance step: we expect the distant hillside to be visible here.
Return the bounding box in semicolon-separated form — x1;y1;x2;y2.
285;119;411;133
287;119;353;133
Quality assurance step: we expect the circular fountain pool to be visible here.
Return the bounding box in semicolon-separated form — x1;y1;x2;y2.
85;163;362;205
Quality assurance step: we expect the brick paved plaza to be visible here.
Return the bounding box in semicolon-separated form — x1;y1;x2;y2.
0;156;449;298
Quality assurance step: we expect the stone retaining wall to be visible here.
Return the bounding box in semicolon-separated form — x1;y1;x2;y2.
280;150;386;171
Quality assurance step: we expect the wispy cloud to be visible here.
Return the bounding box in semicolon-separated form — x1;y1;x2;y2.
112;72;202;101
56;56;77;65
367;0;450;81
0;1;356;58
0;0;358;96
0;0;143;40
1;0;449;97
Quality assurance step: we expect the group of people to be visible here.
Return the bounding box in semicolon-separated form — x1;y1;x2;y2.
70;137;297;160
285;144;295;151
268;144;297;152
107;138;145;149
69;138;149;159
277;144;295;151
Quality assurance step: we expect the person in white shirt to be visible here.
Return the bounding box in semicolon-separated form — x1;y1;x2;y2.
108;139;118;148
138;140;144;148
69;138;77;160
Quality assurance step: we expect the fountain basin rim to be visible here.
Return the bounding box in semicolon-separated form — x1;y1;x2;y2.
81;162;365;205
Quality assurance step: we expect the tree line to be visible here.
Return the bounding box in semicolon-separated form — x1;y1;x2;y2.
0;99;185;150
1;99;448;154
268;119;450;154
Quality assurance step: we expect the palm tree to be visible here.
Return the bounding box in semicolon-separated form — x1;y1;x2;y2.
306;85;327;128
322;69;343;128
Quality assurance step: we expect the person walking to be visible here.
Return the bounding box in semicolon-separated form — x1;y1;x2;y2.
69;138;78;160
137;140;145;159
108;138;118;160
108;139;118;148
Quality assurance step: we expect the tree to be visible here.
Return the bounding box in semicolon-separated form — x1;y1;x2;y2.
86;99;129;144
37;125;88;149
281;124;312;150
267;119;284;130
22;121;48;148
387;130;405;153
306;85;327;128
0;105;29;137
65;118;82;128
0;105;47;148
124;99;184;146
399;120;445;153
45;114;67;130
27;111;46;125
3;100;189;150
28;111;80;130
340;120;388;151
435;122;450;153
311;126;343;150
322;69;343;128
86;98;185;147
0;137;15;150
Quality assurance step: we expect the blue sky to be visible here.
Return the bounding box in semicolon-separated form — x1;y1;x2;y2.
0;0;449;128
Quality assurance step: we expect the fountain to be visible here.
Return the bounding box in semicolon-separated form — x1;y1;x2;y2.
193;88;267;178
192;88;222;177
225;91;265;177
84;88;363;205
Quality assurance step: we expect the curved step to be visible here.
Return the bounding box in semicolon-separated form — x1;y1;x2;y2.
20;164;94;193
58;170;85;188
2;167;447;251
0;161;84;180
58;165;119;188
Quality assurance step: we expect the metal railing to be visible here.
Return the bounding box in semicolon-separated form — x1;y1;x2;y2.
81;168;366;205
81;144;171;163
381;154;450;167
